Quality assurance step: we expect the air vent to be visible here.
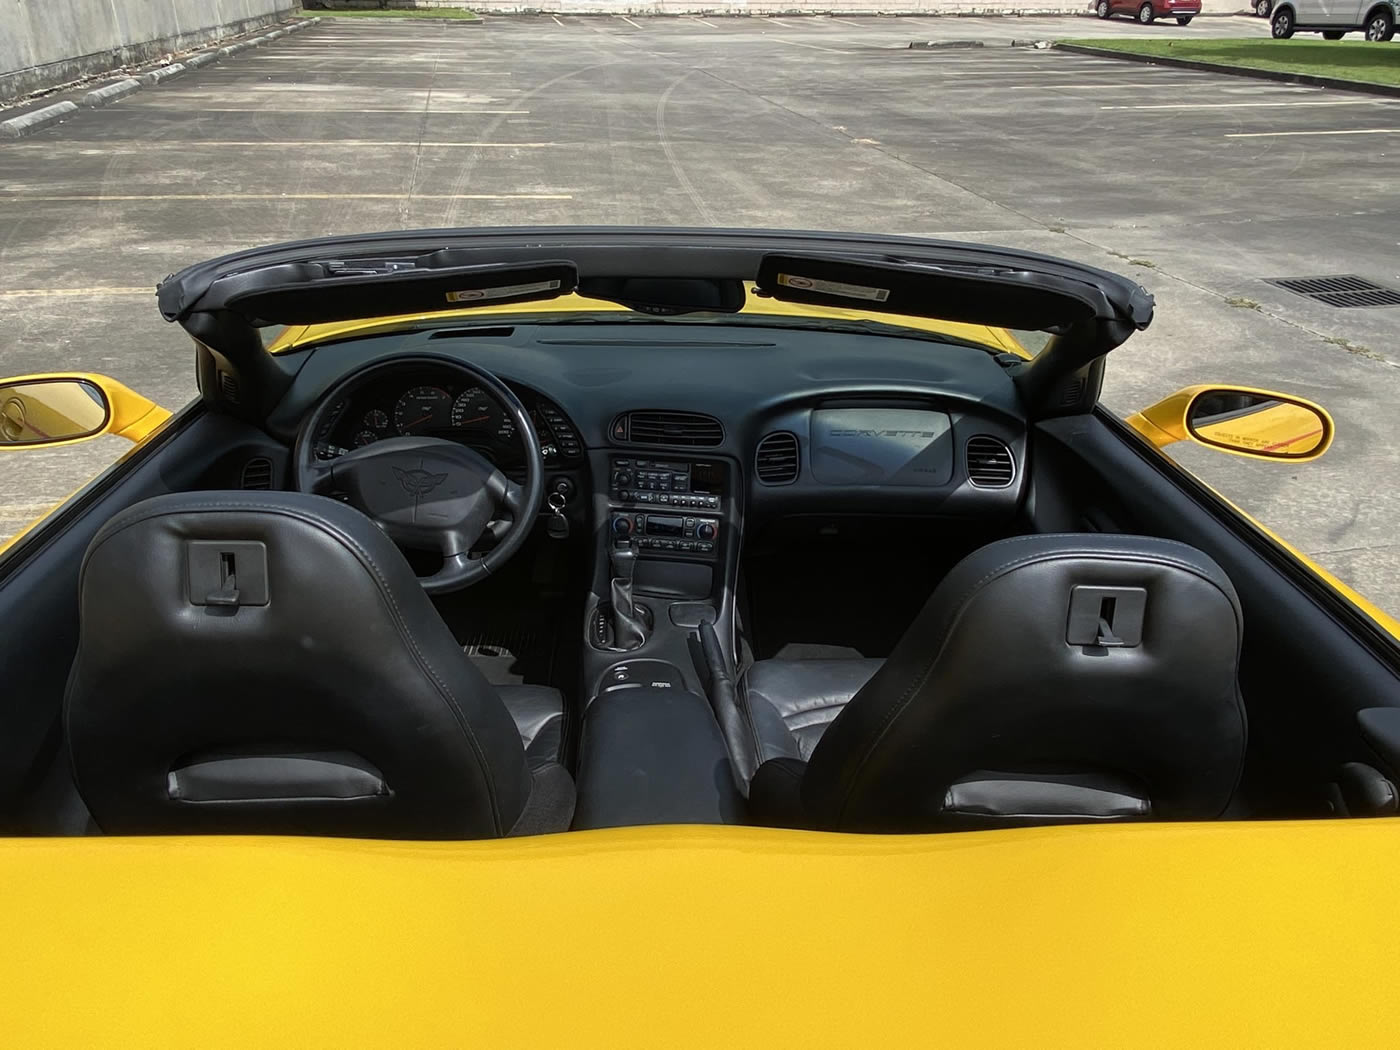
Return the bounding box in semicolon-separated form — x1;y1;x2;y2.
240;456;274;490
755;432;799;485
966;436;1015;488
619;411;723;448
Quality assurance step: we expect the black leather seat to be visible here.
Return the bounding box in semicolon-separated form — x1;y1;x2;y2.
739;534;1247;832
65;492;573;839
742;659;883;764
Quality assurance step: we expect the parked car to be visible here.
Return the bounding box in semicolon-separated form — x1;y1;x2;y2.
1096;0;1201;24
1271;0;1396;38
7;226;1400;1045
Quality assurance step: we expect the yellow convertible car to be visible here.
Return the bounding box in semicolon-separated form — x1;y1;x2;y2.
1;227;1398;1047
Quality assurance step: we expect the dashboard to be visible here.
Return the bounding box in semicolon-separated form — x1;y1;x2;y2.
310;362;584;475
274;322;1029;524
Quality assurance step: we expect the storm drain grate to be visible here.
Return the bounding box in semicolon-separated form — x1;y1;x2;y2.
1265;275;1400;309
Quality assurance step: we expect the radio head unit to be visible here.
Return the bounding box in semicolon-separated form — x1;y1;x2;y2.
608;457;722;511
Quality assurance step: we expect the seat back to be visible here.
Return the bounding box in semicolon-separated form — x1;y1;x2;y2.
802;534;1247;831
65;492;533;839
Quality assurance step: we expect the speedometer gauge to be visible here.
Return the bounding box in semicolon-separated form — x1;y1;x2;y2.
394;386;452;435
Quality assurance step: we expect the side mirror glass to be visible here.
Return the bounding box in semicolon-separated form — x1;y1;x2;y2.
0;379;110;448
1186;389;1332;460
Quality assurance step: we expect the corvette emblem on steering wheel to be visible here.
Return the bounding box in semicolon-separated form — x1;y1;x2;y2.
393;467;448;499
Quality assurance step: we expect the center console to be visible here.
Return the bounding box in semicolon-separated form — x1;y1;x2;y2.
573;449;748;827
606;457;723;558
582;448;741;692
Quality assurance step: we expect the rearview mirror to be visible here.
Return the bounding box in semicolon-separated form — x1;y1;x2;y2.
1126;385;1333;462
0;374;169;449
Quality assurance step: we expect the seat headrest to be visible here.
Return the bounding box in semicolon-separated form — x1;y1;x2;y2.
803;534;1247;830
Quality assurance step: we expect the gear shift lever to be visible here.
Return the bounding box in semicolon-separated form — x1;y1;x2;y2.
608;539;650;651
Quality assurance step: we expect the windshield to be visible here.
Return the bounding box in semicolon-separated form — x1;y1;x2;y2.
259;287;1045;358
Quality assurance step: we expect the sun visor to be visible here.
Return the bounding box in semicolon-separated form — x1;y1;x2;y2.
210;260;578;326
755;254;1103;332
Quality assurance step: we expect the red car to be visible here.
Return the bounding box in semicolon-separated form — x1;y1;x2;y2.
1096;0;1201;23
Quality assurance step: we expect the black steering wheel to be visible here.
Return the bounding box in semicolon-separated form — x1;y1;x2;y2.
292;356;545;594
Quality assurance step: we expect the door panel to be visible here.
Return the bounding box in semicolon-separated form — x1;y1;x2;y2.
1033;412;1400;816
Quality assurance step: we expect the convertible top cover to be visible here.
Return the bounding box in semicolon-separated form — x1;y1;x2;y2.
156;226;1155;417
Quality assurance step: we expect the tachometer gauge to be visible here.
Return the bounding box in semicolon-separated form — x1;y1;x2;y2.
363;408;389;431
353;430;379;448
394;386;453;435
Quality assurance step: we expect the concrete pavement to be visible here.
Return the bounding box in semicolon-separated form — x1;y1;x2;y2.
1;13;1398;612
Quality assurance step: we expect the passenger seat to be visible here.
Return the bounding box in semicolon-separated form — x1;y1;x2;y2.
733;534;1247;832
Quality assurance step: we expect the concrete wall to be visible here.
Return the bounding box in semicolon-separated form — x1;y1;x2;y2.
0;0;301;102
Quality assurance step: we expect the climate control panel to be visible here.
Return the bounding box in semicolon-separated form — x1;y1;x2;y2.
611;512;719;555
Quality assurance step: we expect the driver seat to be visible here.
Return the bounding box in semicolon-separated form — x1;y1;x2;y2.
65;491;574;839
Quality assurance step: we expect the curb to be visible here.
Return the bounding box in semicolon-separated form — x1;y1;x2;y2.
0;100;79;138
300;15;484;26
1054;42;1400;97
139;63;186;86
82;78;141;107
909;39;986;46
0;17;323;138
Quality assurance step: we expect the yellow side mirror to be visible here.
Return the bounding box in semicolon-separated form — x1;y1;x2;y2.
1124;385;1333;463
0;374;170;450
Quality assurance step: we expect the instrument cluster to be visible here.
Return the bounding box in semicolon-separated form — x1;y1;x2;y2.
312;365;583;469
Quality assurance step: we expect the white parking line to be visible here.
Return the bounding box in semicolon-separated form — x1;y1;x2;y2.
828;16;866;26
688;16;719;27
0;288;150;299
1225;127;1400;138
24;141;564;149
0;193;575;202
1103;100;1388;110
973;82;1224;91
551;14;564;25
618;15;643;29
773;38;854;54
765;17;809;27
145;109;532;115
912;68;1211;77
